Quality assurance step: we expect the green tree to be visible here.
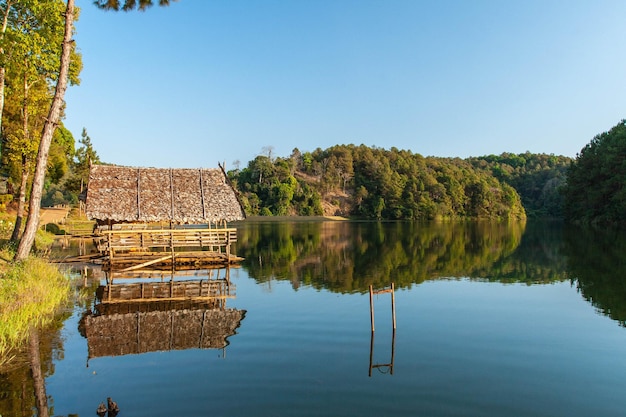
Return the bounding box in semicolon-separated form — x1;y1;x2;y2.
0;0;81;243
94;0;177;12
66;128;100;191
468;152;571;217
15;0;176;259
15;0;77;260
563;120;626;226
47;125;75;185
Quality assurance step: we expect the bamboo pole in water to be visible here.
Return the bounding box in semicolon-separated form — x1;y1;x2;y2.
369;285;375;332
369;283;396;332
391;282;396;330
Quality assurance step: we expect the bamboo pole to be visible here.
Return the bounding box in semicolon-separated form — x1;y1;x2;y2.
369;285;375;332
370;283;396;332
118;254;174;272
391;282;396;330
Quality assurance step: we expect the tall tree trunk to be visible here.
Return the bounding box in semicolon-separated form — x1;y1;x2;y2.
10;156;29;242
0;65;5;135
0;3;13;226
11;68;31;242
14;0;74;261
0;0;13;134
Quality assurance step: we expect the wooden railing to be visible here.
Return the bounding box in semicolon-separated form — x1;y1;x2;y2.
96;228;237;252
94;227;239;269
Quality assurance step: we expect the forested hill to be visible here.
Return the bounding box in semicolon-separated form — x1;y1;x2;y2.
563;119;626;227
228;145;572;220
468;152;571;217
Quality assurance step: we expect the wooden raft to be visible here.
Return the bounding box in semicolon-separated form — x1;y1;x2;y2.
94;227;243;270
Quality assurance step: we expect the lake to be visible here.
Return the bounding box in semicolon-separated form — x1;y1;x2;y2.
2;219;626;417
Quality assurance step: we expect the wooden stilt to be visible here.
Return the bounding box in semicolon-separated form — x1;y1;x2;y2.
369;283;396;332
369;285;375;332
391;282;396;330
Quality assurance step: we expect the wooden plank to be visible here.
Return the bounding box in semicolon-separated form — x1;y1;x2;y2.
118;254;174;272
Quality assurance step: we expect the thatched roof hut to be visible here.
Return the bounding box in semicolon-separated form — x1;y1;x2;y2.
85;164;245;224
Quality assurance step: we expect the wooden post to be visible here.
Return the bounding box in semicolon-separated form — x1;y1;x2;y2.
226;231;231;261
370;283;396;332
170;229;175;268
391;282;396;330
369;285;375;332
107;233;113;265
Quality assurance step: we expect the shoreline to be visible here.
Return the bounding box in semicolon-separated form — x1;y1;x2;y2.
240;215;349;222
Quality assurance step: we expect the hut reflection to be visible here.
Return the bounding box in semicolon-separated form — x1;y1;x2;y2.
80;267;245;360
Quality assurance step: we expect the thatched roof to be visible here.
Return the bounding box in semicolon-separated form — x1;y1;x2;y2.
85;164;245;223
82;308;246;358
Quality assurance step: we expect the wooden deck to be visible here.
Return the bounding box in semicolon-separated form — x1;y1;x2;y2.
94;226;243;270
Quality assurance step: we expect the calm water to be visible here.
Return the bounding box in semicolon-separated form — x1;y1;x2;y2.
2;220;626;417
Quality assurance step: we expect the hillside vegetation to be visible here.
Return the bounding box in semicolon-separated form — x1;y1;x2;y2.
229;144;571;220
563;119;626;227
11;118;626;226
468;152;571;217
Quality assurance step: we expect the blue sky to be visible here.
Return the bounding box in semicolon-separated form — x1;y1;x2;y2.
64;0;626;169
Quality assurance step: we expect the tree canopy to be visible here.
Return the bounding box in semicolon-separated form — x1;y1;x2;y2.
468;152;571;217
94;0;177;12
563;119;626;227
230;144;528;220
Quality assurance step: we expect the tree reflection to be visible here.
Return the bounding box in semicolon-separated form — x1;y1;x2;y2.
473;220;568;283
0;320;65;417
565;226;626;326
236;219;626;327
234;219;571;293
28;327;49;417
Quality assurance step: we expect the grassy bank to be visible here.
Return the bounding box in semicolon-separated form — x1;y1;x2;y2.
0;210;72;367
0;251;71;366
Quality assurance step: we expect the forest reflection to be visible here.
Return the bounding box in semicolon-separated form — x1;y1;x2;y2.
565;226;626;327
235;219;626;326
234;219;564;292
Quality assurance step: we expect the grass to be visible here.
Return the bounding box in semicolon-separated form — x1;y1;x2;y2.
0;250;71;367
53;207;96;236
0;210;73;368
